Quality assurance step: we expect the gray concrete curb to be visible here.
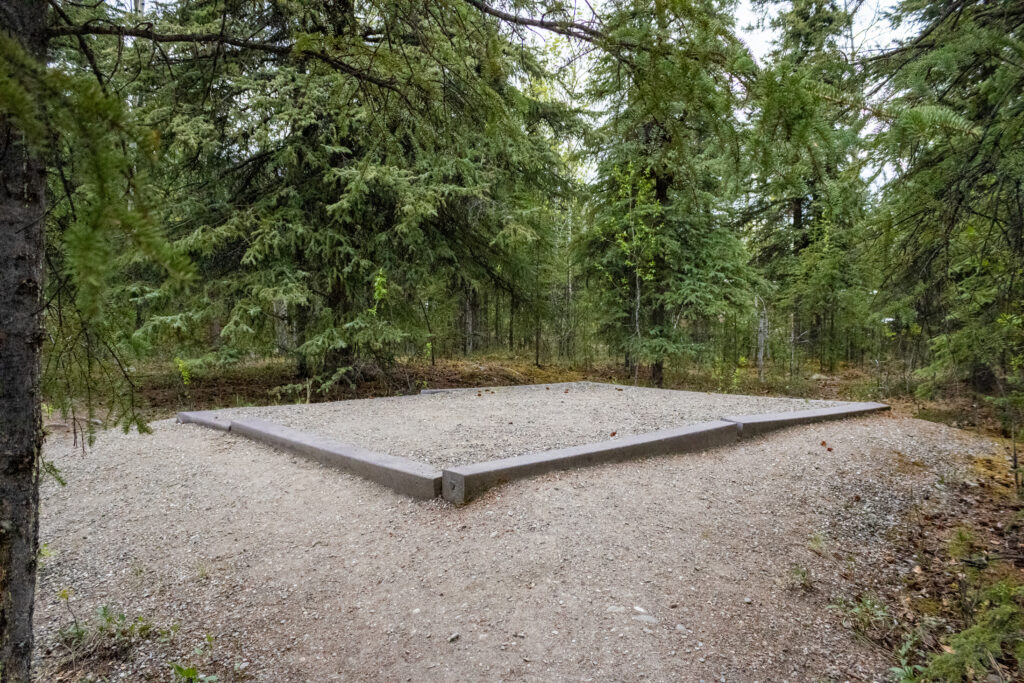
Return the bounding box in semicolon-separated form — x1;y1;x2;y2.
176;410;232;431
176;387;889;504
441;420;740;505
230;418;442;499
722;401;890;438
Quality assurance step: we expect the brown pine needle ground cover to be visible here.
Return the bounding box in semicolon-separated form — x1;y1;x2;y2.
133;356;1007;438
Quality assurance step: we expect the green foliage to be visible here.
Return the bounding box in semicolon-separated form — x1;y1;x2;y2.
787;564;814;591
947;526;978;561
743;0;875;376
19;0;1024;426
2;11;192;440
915;582;1024;681
170;632;220;682
582;0;753;381
871;0;1024;401
175;358;192;387
56;601;176;658
35;543;54;571
60;0;580;388
39;459;66;487
171;662;218;683
830;594;891;637
1;32;191;317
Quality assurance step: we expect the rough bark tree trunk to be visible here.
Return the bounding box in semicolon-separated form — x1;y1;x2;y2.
789;311;797;380
493;293;500;350
294;303;313;379
1;4;48;680
650;358;664;387
469;289;480;354
534;309;541;368
650;300;665;387
508;293;515;351
271;300;289;353
462;289;477;355
756;296;768;384
419;300;435;366
649;172;671;388
792;196;806;250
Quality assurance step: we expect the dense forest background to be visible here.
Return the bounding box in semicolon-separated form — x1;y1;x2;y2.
5;0;1023;434
3;0;1024;679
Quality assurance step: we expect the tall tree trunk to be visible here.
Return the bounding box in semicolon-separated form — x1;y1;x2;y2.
271;300;289;353
649;172;671;388
650;359;664;387
1;4;48;680
469;289;480;353
462;288;476;355
493;293;500;350
481;291;489;350
508;293;515;351
650;302;665;387
293;303;313;379
792;196;806;251
828;309;836;373
756;296;768;384
419;300;435;366
534;309;541;367
789;311;796;380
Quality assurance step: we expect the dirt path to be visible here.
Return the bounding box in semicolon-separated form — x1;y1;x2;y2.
33;414;995;681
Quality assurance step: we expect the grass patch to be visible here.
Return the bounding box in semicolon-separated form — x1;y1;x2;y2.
50;597;178;671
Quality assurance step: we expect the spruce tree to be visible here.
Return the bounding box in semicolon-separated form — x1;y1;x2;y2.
584;0;753;386
870;0;1024;399
744;0;873;375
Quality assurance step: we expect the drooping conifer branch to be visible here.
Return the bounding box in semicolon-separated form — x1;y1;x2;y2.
47;21;400;91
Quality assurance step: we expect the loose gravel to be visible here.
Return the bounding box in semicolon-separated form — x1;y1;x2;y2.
214;382;841;468
34;413;996;681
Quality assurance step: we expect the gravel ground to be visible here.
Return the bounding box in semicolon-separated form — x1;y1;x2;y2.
214;382;842;468
34;411;996;682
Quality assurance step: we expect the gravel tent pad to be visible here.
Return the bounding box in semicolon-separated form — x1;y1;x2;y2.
209;382;846;470
34;414;996;681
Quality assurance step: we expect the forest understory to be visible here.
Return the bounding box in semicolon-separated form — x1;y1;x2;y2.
126;354;1011;437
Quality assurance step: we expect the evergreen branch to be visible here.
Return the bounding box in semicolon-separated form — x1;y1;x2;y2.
862;1;965;64
461;0;606;42
46;21;400;92
47;0;107;93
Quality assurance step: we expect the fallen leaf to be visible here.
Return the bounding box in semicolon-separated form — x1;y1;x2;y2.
827;447;833;452
821;441;827;447
610;431;617;437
